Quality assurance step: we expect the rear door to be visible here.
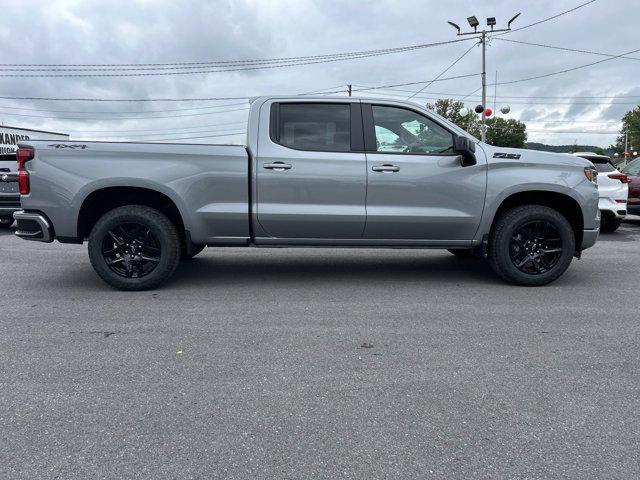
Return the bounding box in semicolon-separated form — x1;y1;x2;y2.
255;100;367;239
361;102;487;241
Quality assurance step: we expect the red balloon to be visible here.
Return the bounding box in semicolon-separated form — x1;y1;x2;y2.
485;108;493;117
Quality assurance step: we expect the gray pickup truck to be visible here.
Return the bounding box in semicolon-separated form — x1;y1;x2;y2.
13;96;600;290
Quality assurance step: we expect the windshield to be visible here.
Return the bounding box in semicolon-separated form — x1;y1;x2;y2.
623;158;640;176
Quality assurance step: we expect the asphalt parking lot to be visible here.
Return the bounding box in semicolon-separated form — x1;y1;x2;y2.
1;219;639;479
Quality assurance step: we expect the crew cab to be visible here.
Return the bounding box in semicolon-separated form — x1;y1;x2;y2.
13;96;600;290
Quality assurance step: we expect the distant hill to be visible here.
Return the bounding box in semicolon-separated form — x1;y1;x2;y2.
525;142;615;156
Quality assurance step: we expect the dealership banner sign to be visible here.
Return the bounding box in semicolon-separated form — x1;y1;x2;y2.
0;126;69;154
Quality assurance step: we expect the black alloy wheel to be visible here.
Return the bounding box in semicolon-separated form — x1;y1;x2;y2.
88;205;181;290
509;220;563;275
488;205;575;286
102;223;161;278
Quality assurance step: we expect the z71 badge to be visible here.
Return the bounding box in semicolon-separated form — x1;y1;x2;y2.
48;144;88;149
493;152;521;159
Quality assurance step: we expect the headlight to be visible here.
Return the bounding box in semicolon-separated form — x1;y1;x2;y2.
584;166;598;184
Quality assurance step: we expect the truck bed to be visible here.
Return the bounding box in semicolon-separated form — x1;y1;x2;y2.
19;140;251;245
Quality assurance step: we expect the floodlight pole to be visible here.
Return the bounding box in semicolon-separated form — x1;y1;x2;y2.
448;15;519;143
481;31;487;142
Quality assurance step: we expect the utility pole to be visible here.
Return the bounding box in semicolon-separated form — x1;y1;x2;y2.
625;128;629;165
347;84;352;97
448;13;520;143
493;71;498;113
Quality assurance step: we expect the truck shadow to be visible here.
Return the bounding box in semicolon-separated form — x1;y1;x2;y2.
0;225;15;237
169;251;502;288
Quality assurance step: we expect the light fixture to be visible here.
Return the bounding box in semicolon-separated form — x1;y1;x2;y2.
486;17;497;29
467;16;479;29
447;21;461;34
508;13;521;28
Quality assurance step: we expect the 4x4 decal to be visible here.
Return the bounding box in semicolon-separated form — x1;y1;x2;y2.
48;144;88;149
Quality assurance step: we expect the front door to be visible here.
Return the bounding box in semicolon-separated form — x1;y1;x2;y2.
256;101;367;239
362;103;487;241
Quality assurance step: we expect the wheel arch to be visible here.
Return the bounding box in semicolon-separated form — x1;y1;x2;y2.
76;185;188;241
486;189;584;249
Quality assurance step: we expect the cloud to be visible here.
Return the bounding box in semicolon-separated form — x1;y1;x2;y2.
0;0;637;146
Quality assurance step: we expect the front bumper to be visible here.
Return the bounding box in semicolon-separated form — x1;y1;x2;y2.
598;198;627;218
581;228;600;251
13;210;54;243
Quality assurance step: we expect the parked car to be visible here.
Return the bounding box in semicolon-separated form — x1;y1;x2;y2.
622;157;640;215
0;153;19;228
574;152;629;232
13;96;599;290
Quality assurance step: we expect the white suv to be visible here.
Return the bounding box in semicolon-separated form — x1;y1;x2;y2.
574;152;629;232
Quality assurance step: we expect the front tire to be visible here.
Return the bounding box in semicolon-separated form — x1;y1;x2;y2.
0;216;13;229
488;205;575;286
88;205;181;291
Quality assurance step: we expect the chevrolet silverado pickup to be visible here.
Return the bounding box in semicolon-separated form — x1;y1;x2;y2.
13;96;600;290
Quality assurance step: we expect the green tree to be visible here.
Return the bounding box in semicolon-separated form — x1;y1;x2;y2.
426;98;480;137
592;146;605;155
613;106;640;155
485;117;527;148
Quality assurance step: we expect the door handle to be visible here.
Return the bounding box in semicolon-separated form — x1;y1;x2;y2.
263;161;292;171
372;164;400;173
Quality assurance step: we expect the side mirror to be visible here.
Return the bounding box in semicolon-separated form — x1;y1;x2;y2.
454;135;477;167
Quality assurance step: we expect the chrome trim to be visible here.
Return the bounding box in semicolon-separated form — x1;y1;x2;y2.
12;210;54;243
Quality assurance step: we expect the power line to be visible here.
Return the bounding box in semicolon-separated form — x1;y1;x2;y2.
492;47;640;86
66;121;248;134
352;86;640;100
0;101;248;114
494;38;640;61
0;40;471;68
494;0;597;36
0;106;250;121
363;88;640;105
74;132;248;142
349;73;481;93
406;42;477;100
0;39;474;77
83;127;248;139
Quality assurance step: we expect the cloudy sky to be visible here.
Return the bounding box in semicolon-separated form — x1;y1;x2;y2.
0;0;637;149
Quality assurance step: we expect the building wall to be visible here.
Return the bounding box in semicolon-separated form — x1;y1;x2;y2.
0;126;69;154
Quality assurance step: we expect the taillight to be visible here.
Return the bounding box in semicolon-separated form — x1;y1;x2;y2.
16;147;34;195
608;173;630;184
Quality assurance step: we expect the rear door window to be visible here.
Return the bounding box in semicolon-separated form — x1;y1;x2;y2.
273;103;351;152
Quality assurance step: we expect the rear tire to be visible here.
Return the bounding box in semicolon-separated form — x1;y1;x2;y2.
488;205;575;286
0;216;13;228
88;205;181;291
600;216;621;233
